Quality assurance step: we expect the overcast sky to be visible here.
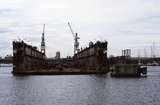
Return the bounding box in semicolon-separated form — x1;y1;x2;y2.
0;0;160;58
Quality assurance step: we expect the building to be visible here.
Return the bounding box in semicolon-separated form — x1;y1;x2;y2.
55;51;60;59
4;55;13;61
122;49;131;58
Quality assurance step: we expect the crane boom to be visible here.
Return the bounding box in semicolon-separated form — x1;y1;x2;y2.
68;22;75;38
67;22;80;55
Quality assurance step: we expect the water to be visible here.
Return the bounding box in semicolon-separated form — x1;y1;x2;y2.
0;66;160;105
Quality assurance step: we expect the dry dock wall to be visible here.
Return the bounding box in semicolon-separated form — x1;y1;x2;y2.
73;41;108;71
13;41;46;72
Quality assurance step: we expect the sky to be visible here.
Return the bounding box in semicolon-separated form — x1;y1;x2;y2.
0;0;160;58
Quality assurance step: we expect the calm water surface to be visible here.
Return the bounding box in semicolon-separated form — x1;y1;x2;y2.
0;66;160;105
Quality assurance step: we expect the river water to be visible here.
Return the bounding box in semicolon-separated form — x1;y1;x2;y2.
0;66;160;105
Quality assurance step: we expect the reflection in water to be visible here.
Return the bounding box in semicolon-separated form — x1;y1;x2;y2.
0;66;160;105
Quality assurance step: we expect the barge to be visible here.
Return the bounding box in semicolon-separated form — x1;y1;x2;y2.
111;64;147;77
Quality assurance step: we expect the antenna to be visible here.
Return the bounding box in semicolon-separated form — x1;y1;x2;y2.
157;49;159;57
153;41;156;58
151;46;153;58
144;48;147;58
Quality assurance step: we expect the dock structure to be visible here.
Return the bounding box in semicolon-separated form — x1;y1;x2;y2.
73;41;108;72
12;40;109;75
12;41;46;73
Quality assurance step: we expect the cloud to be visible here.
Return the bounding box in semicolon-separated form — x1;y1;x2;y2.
0;28;11;33
0;0;160;57
0;8;18;17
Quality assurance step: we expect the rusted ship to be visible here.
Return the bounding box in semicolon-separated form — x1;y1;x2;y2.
12;40;109;75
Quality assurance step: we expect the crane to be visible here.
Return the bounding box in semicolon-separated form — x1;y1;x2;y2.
41;24;46;54
68;22;80;55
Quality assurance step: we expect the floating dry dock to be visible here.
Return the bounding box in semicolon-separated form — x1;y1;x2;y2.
12;40;109;75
